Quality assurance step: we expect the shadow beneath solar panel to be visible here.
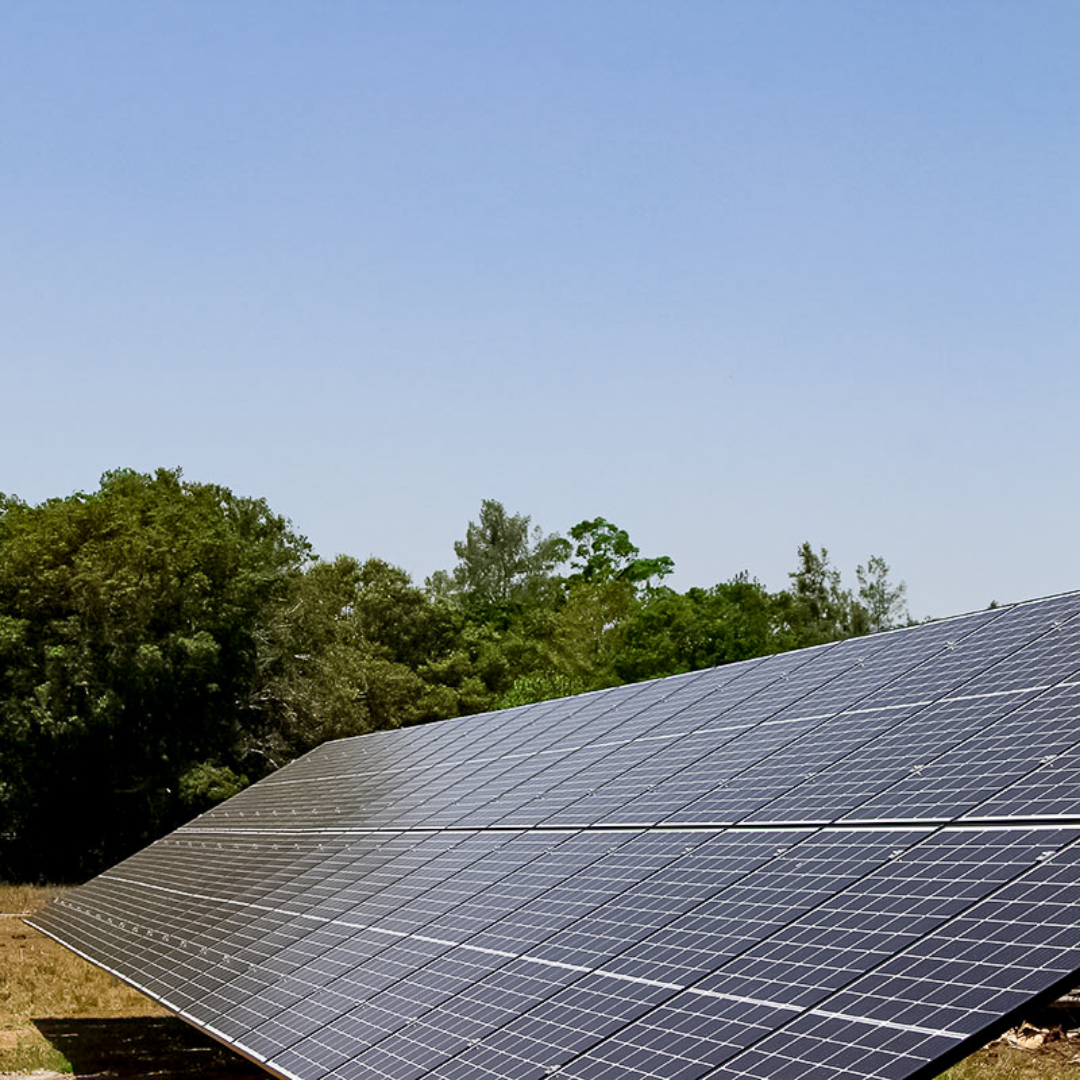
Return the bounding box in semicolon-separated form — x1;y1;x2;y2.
32;1017;265;1078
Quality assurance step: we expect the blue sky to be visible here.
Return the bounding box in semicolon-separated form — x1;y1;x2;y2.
3;2;1078;619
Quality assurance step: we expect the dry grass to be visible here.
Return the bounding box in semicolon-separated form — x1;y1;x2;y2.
0;884;165;1075
0;885;66;917
940;1029;1080;1080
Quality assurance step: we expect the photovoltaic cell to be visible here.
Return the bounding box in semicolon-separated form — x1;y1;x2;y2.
28;591;1080;1080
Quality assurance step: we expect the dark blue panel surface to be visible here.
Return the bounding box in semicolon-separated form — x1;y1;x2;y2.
27;592;1080;1080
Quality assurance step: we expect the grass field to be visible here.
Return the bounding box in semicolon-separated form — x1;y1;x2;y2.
2;883;1079;1079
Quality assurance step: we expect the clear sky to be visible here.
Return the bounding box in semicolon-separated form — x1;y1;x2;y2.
3;2;1078;620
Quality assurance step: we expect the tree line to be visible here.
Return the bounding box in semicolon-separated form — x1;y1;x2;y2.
0;469;908;880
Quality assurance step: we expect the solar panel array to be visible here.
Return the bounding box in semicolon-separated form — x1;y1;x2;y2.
30;591;1080;1080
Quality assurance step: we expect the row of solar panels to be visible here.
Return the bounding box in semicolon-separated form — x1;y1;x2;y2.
30;591;1080;1080
34;819;1080;1080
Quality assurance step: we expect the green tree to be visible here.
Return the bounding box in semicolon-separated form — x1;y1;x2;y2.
776;542;854;647
255;554;511;757
566;517;674;594
429;499;569;612
855;555;909;632
0;468;309;880
776;544;910;646
496;517;676;702
615;575;782;682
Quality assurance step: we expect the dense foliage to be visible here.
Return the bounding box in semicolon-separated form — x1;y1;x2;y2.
0;474;909;880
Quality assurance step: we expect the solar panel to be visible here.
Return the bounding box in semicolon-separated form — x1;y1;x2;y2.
28;591;1080;1080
